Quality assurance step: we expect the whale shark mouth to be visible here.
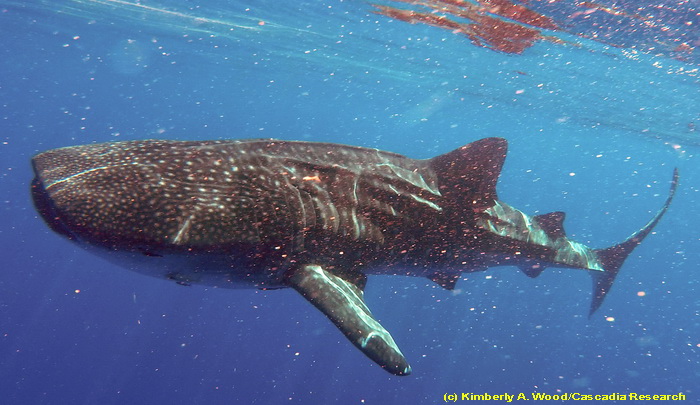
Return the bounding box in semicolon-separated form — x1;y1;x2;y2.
31;176;78;242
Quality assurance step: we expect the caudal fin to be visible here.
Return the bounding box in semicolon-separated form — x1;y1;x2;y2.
589;168;679;316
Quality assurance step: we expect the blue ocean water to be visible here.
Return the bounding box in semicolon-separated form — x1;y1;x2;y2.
1;1;698;404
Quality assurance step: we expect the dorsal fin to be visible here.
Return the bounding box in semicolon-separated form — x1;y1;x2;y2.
533;211;566;240
428;138;507;208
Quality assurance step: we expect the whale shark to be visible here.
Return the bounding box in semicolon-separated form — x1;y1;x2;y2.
31;138;678;375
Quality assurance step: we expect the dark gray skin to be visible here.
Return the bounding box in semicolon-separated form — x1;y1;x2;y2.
31;138;678;375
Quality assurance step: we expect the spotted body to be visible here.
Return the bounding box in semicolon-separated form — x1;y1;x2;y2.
31;138;678;375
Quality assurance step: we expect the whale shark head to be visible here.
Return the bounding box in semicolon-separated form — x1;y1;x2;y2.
31;141;164;248
31;139;265;251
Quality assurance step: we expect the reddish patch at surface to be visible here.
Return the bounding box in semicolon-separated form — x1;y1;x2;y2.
475;0;559;30
374;0;700;65
673;42;694;54
577;1;647;21
372;4;465;31
373;2;551;54
670;42;695;62
466;13;542;54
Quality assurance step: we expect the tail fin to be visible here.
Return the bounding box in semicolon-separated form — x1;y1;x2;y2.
589;168;679;316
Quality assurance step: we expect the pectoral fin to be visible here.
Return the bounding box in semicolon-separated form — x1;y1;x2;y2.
285;264;411;376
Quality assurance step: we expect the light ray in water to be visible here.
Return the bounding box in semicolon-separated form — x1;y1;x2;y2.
87;0;261;30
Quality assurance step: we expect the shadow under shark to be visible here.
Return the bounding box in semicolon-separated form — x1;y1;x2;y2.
31;138;678;376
